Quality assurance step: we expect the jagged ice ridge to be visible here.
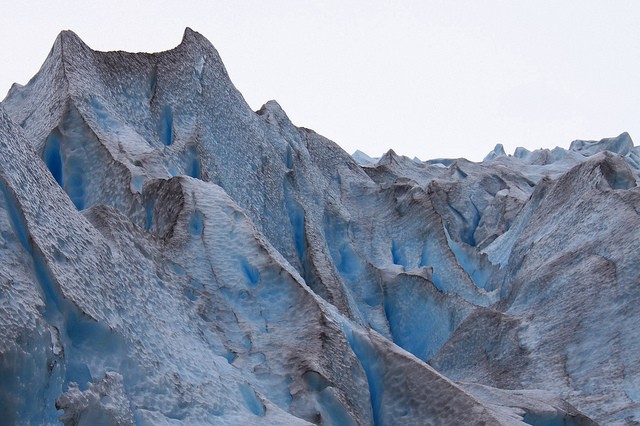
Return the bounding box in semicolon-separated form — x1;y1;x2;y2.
0;28;638;425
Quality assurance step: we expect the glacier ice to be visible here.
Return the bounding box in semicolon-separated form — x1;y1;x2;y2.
0;28;637;425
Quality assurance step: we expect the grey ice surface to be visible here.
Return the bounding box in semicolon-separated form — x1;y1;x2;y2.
0;28;637;425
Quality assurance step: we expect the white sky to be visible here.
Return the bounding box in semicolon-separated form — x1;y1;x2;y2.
1;0;639;161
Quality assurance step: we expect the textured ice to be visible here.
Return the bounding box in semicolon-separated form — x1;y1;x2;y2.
0;28;637;424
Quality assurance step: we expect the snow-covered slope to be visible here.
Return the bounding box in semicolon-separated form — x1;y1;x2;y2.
0;28;634;425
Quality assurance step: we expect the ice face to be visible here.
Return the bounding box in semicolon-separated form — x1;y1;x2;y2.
0;28;633;425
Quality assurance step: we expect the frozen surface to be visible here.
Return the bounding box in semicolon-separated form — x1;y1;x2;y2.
0;28;637;424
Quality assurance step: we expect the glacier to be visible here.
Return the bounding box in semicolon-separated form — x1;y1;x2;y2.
0;28;638;425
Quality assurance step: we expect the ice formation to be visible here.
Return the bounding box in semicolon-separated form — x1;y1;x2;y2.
0;28;638;425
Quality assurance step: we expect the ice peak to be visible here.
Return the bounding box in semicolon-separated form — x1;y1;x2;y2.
54;29;92;61
569;132;634;157
256;100;294;127
379;148;401;165
351;150;378;166
483;143;507;161
56;29;87;48
182;26;199;41
257;99;286;117
178;26;219;55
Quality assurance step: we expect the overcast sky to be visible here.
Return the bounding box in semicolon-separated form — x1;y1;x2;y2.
1;0;639;161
